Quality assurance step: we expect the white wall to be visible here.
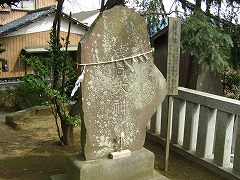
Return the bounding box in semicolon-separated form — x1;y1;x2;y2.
6;15;87;37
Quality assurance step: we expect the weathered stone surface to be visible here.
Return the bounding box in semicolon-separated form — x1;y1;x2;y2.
196;66;223;96
80;6;167;160
67;148;155;180
52;149;170;180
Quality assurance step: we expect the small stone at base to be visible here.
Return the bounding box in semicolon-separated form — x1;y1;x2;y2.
109;149;131;159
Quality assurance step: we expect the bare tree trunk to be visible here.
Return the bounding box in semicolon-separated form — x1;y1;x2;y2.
61;12;72;94
206;0;211;14
59;11;75;145
52;0;76;146
186;56;198;89
195;0;201;9
100;0;125;12
61;118;74;145
52;0;64;90
100;0;105;12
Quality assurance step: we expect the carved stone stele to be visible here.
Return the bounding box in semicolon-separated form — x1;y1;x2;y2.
80;6;167;160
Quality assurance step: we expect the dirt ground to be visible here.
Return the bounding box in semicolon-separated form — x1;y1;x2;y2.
0;110;227;180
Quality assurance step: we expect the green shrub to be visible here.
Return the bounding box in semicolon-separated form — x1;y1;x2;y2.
0;89;14;111
13;81;50;110
221;69;240;100
0;82;49;111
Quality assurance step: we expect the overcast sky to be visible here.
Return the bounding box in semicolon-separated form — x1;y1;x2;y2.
63;0;177;13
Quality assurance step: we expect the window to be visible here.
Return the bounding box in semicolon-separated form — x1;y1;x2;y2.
13;0;35;10
0;60;8;72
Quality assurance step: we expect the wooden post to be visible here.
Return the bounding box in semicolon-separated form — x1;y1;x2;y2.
165;95;173;171
165;17;181;172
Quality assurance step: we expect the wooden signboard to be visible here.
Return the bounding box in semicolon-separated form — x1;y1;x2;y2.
165;17;181;172
167;17;181;95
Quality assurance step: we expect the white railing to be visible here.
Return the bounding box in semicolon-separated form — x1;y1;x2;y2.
147;87;240;180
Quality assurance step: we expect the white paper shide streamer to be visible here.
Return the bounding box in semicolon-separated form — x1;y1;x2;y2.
71;50;152;97
71;66;86;97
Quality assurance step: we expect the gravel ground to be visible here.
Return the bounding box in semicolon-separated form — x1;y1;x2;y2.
0;110;227;180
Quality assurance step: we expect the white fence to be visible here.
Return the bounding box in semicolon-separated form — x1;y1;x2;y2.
147;87;240;180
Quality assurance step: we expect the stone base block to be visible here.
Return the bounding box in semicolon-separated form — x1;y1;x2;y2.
66;148;156;180
51;170;169;180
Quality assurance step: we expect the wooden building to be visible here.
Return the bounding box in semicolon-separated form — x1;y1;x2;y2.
152;27;223;95
0;0;57;25
0;5;88;80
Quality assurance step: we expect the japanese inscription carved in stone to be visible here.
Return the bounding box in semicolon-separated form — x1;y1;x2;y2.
79;6;167;160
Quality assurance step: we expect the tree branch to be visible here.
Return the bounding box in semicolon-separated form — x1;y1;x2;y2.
141;10;184;16
177;0;239;28
178;0;195;11
61;12;72;95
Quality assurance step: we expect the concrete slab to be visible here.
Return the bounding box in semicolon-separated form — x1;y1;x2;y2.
152;171;169;180
51;173;67;180
0;111;10;123
51;171;169;180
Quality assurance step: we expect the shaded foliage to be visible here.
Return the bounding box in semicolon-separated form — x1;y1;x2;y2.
221;69;240;100
14;80;49;110
130;0;239;70
129;0;240;99
127;0;168;36
181;11;233;72
20;28;80;145
0;82;49;111
21;29;78;126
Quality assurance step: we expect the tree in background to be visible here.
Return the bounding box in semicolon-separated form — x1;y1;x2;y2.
1;0;128;145
176;0;240;99
129;0;168;36
21;27;80;145
20;0;81;145
0;0;83;144
130;0;240;99
130;0;239;68
178;0;239;70
181;10;233;72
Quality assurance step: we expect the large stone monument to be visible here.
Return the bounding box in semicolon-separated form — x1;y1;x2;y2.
80;5;166;161
52;5;167;180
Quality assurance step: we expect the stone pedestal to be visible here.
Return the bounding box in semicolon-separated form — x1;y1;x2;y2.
67;148;154;180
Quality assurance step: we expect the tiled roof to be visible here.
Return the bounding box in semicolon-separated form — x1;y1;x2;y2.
0;5;89;37
0;5;56;37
